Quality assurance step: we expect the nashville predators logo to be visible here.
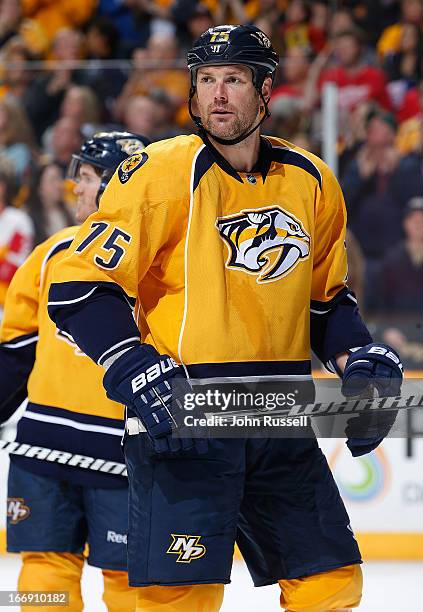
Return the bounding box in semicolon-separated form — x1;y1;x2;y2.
118;152;148;183
116;137;147;155
55;328;86;357
250;31;272;48
166;534;206;563
7;498;30;524
216;206;310;283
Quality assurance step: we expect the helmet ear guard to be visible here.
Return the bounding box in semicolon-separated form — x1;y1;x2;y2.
187;25;279;145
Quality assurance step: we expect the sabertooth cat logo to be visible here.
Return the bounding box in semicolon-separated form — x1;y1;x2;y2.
216;206;310;283
166;535;206;563
55;328;86;357
250;31;272;48
116;137;146;155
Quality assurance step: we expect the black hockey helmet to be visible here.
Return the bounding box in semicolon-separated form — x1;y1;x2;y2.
187;25;279;145
68;131;150;203
187;24;279;91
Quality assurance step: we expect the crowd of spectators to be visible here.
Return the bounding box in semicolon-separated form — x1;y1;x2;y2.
0;0;422;323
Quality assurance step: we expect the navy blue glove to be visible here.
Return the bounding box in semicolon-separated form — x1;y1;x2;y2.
341;343;403;456
103;344;207;454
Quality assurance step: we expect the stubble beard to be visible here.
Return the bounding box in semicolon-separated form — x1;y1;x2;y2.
203;101;259;141
204;114;251;140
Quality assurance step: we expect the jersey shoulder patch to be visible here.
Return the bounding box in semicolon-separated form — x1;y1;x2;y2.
118;151;148;183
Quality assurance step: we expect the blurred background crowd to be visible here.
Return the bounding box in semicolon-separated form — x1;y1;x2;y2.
0;0;422;367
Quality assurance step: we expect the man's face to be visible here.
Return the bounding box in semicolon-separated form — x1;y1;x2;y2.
73;163;101;223
367;117;395;148
333;34;360;68
52;118;82;164
284;47;310;83
194;64;270;142
124;96;156;138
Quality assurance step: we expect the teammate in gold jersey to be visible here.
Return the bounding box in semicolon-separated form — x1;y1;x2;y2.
0;132;149;612
48;26;403;612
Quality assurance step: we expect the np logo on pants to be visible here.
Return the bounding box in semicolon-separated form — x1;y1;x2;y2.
166;534;206;563
7;498;30;524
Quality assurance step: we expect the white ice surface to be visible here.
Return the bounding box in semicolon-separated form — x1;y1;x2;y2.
0;555;421;611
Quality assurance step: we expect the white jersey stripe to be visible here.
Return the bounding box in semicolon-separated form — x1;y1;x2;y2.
3;335;39;349
22;410;124;436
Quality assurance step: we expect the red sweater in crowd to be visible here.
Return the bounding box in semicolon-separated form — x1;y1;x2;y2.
319;65;391;111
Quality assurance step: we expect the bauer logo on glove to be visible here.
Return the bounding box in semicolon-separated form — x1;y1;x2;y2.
131;357;179;393
103;344;208;454
342;342;403;398
366;345;403;370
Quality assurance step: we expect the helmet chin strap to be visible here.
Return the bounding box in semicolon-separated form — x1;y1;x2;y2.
95;172;109;207
189;89;271;146
95;187;104;208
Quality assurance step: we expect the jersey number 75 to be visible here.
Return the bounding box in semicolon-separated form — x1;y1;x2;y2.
75;221;131;270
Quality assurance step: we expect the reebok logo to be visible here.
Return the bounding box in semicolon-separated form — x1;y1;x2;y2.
7;498;30;524
131;357;179;393
107;530;127;544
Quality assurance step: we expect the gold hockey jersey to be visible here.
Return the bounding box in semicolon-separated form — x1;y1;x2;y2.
48;135;371;381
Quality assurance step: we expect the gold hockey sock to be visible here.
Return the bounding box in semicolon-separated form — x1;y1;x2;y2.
279;564;362;612
135;583;224;611
102;569;137;611
18;552;84;612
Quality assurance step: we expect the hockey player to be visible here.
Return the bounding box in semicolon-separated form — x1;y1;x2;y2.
0;132;149;612
48;26;403;612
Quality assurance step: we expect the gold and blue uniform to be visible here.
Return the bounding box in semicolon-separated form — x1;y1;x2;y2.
48;134;370;599
49;135;371;374
0;227;136;609
0;226;127;487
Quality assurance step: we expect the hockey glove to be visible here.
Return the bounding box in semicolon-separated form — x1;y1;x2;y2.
341;343;403;456
103;344;208;454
